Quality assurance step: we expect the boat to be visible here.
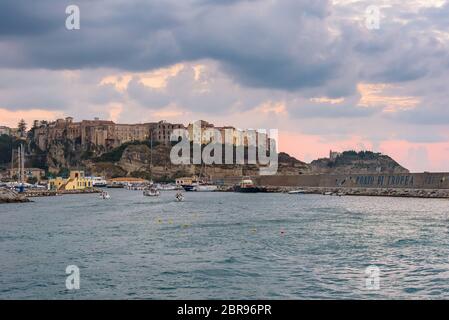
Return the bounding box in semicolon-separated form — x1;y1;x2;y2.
100;191;111;199
125;183;148;191
175;192;185;202
106;182;124;189
193;184;218;192
143;186;160;197
182;164;219;192
157;183;178;191
288;189;306;194
89;176;107;188
234;176;266;193
181;178;199;192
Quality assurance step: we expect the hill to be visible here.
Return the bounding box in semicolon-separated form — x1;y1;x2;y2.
310;150;408;174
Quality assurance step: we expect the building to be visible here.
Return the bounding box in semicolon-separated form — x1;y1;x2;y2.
48;170;93;191
8;168;45;182
107;177;150;185
0;126;11;136
33;117;185;152
153;120;185;145
329;150;342;161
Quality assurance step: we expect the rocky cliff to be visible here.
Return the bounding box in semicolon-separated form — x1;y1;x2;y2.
1;134;409;180
310;151;408;174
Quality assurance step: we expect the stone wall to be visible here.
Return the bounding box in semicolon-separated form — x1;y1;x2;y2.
211;173;449;190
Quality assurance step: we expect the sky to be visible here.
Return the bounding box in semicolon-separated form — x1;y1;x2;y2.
1;0;449;172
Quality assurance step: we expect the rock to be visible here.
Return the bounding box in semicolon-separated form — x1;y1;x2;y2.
0;187;31;203
310;151;408;174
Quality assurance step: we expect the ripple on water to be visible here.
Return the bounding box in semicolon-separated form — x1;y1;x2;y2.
1;190;449;299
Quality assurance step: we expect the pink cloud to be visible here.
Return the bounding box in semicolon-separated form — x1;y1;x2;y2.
0;108;64;128
279;131;449;172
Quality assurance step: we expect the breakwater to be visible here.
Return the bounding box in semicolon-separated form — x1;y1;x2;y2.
212;172;449;198
254;173;449;189
0;188;30;203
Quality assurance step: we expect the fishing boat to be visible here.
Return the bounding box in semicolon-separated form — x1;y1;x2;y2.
234;176;266;193
143;186;160;197
181;177;199;192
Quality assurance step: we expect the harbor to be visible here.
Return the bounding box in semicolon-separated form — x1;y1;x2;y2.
2;188;449;299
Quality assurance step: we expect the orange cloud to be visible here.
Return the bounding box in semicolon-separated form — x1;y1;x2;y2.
0;108;65;128
279;130;449;172
357;83;420;112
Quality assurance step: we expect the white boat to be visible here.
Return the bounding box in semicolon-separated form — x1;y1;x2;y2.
143;187;160;197
288;189;306;194
193;184;218;192
100;191;111;199
157;184;178;191
90;176;108;187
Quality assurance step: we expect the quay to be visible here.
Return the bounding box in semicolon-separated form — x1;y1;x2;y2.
23;188;101;198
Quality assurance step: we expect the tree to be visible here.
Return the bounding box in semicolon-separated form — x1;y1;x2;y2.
17;119;27;138
27;176;38;185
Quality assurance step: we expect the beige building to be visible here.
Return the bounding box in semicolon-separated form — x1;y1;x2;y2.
8;168;45;182
33;117;185;151
153;120;185;145
0;126;11;136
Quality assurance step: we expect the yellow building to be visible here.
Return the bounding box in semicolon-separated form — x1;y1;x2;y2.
49;171;93;191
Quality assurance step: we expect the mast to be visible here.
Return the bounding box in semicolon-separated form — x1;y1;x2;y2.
150;128;153;183
11;148;14;181
22;143;25;183
17;144;21;183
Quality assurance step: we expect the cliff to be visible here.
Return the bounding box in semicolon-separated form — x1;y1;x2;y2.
1;133;409;180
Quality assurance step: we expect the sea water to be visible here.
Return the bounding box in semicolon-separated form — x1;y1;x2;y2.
1;190;448;299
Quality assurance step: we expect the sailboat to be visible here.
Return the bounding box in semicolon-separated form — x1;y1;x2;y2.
192;163;218;192
143;131;160;197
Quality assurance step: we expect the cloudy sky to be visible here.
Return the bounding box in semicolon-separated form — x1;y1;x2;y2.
1;0;449;172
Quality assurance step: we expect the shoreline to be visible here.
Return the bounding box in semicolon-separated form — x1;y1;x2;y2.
216;185;449;198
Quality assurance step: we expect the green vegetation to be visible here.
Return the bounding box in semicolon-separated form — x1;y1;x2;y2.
0;135;23;164
27;176;38;184
130;170;152;181
341;150;379;159
93;140;158;163
81;150;94;160
17;119;27;138
57;167;70;178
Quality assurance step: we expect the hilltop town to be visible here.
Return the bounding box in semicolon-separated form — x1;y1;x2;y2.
0;117;408;183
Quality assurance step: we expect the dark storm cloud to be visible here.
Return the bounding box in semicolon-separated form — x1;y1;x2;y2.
1;0;449;127
0;0;347;91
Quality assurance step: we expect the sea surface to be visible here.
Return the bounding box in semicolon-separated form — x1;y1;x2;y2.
1;189;449;299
